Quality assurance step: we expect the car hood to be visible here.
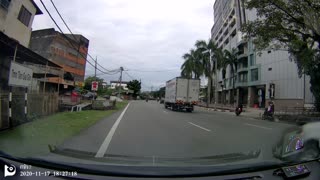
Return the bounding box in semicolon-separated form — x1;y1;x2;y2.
35;147;265;167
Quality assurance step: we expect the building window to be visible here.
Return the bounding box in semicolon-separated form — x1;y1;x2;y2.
243;73;247;82
243;59;248;68
0;0;11;10
249;54;255;66
18;5;32;27
251;68;259;81
239;72;248;82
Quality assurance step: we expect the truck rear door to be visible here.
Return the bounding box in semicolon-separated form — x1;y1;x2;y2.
176;78;188;102
187;79;200;102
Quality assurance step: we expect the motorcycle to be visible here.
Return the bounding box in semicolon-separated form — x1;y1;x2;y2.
235;105;243;116
262;110;274;121
262;103;275;121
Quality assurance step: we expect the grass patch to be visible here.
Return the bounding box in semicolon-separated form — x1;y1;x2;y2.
0;101;128;158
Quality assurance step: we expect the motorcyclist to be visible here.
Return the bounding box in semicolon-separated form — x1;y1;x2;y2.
235;103;243;115
264;101;274;116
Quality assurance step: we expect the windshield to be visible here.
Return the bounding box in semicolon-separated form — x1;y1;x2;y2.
0;0;320;176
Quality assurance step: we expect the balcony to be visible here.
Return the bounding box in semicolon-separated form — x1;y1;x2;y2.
237;67;248;73
236;81;248;87
230;17;236;28
237;53;248;60
223;29;229;36
23;62;63;77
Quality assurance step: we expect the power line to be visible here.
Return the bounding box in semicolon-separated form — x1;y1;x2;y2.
124;71;135;80
50;0;120;73
87;54;120;73
127;68;179;73
40;0;104;73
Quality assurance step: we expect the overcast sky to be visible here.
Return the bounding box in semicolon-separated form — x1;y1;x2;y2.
33;0;215;90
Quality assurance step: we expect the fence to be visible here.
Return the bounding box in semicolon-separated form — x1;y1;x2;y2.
0;91;59;130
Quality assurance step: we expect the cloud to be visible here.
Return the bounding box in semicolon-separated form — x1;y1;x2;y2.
32;0;214;90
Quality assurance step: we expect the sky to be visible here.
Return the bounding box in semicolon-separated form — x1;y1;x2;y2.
32;0;215;91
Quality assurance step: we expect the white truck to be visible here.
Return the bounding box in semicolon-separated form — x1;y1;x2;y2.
164;77;200;112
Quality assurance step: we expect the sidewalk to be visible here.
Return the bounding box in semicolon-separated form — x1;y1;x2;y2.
196;103;264;119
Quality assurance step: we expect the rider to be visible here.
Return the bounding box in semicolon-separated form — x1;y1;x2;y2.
265;101;274;116
236;103;243;112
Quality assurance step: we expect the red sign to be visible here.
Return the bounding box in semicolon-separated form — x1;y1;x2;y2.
91;81;98;91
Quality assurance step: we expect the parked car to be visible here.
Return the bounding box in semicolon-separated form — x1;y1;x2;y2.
83;92;97;100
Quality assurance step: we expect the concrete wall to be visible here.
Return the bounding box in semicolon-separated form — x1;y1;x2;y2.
258;51;305;100
272;99;304;111
0;0;39;47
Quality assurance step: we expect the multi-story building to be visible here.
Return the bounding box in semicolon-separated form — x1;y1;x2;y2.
211;0;314;109
0;0;42;47
0;0;62;93
0;0;63;129
110;81;129;91
30;28;89;89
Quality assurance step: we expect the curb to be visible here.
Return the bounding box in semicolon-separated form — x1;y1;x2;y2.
196;105;237;113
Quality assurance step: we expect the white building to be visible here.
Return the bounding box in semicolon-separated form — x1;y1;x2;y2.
211;0;314;109
0;0;42;47
109;81;129;91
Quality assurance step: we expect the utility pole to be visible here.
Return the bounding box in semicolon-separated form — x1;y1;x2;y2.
118;67;124;98
94;56;97;80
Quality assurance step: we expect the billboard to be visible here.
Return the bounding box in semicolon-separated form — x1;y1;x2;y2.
8;62;33;87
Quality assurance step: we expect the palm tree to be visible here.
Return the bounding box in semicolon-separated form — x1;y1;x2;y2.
181;49;203;79
223;48;238;104
195;39;223;106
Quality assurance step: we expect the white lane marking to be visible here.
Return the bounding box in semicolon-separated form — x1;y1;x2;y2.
244;123;272;130
95;103;130;158
163;111;168;114
188;122;211;132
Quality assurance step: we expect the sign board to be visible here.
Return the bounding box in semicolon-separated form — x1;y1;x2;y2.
75;81;84;87
91;81;98;91
8;62;33;87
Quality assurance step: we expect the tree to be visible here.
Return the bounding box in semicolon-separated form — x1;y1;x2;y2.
83;76;104;92
223;48;238;99
181;49;203;79
195;39;224;106
127;80;141;98
242;0;320;111
152;87;166;98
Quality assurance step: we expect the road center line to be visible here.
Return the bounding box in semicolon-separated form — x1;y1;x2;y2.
244;123;272;130
188;122;211;132
95;103;130;158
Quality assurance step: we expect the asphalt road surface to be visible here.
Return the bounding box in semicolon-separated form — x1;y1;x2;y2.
56;100;296;162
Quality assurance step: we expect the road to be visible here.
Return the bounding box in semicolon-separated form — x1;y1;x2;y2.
55;100;296;163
